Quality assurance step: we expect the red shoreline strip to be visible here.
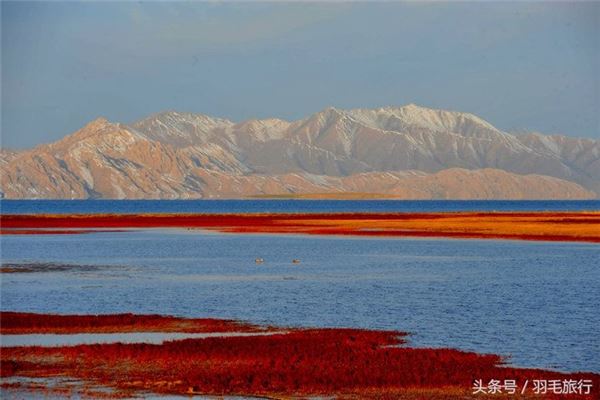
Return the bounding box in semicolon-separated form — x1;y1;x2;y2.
1;312;598;398
0;312;264;334
3;212;598;243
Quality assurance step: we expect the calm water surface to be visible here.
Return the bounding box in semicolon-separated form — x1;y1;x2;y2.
2;199;600;214
1;228;598;372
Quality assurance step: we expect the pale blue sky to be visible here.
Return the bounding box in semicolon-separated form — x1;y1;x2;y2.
1;1;599;149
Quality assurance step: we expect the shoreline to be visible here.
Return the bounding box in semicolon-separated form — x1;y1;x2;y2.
1;312;598;399
0;312;266;335
2;211;599;243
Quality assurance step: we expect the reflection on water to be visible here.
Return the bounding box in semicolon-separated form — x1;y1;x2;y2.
1;229;599;372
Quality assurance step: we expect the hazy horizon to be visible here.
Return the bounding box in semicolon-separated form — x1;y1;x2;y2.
2;1;599;149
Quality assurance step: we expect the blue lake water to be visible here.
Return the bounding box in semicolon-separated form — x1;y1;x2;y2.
1;226;599;373
2;199;600;214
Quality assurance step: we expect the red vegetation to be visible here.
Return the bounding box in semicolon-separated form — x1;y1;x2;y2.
0;212;386;229
2;212;599;242
1;313;598;398
0;312;263;334
0;228;124;235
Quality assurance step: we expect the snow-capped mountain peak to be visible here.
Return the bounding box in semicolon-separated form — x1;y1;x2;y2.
131;111;234;147
1;105;598;199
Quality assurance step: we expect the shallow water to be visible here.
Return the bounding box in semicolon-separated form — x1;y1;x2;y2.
0;377;251;400
1;228;599;372
0;331;281;347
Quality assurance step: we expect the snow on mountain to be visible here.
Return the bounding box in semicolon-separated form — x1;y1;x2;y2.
1;104;598;199
131;111;234;147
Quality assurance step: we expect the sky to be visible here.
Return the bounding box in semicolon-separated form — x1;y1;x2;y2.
1;1;599;149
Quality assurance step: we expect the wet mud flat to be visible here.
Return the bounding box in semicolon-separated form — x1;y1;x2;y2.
0;262;126;274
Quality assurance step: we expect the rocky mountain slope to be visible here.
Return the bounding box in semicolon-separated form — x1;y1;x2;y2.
1;105;598;199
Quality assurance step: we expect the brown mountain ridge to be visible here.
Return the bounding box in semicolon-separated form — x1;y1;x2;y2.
1;105;598;199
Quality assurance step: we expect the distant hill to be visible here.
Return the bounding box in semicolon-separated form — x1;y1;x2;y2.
1;105;597;199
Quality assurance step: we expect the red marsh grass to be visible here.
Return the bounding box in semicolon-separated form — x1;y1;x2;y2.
2;212;600;242
0;312;265;334
1;312;598;399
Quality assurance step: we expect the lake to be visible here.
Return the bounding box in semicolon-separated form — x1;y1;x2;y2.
2;199;600;214
0;202;600;372
1;200;599;374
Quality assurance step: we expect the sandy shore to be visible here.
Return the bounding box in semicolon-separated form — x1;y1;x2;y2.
2;212;600;242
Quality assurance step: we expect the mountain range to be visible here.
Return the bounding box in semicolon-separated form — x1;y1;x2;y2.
1;104;598;199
